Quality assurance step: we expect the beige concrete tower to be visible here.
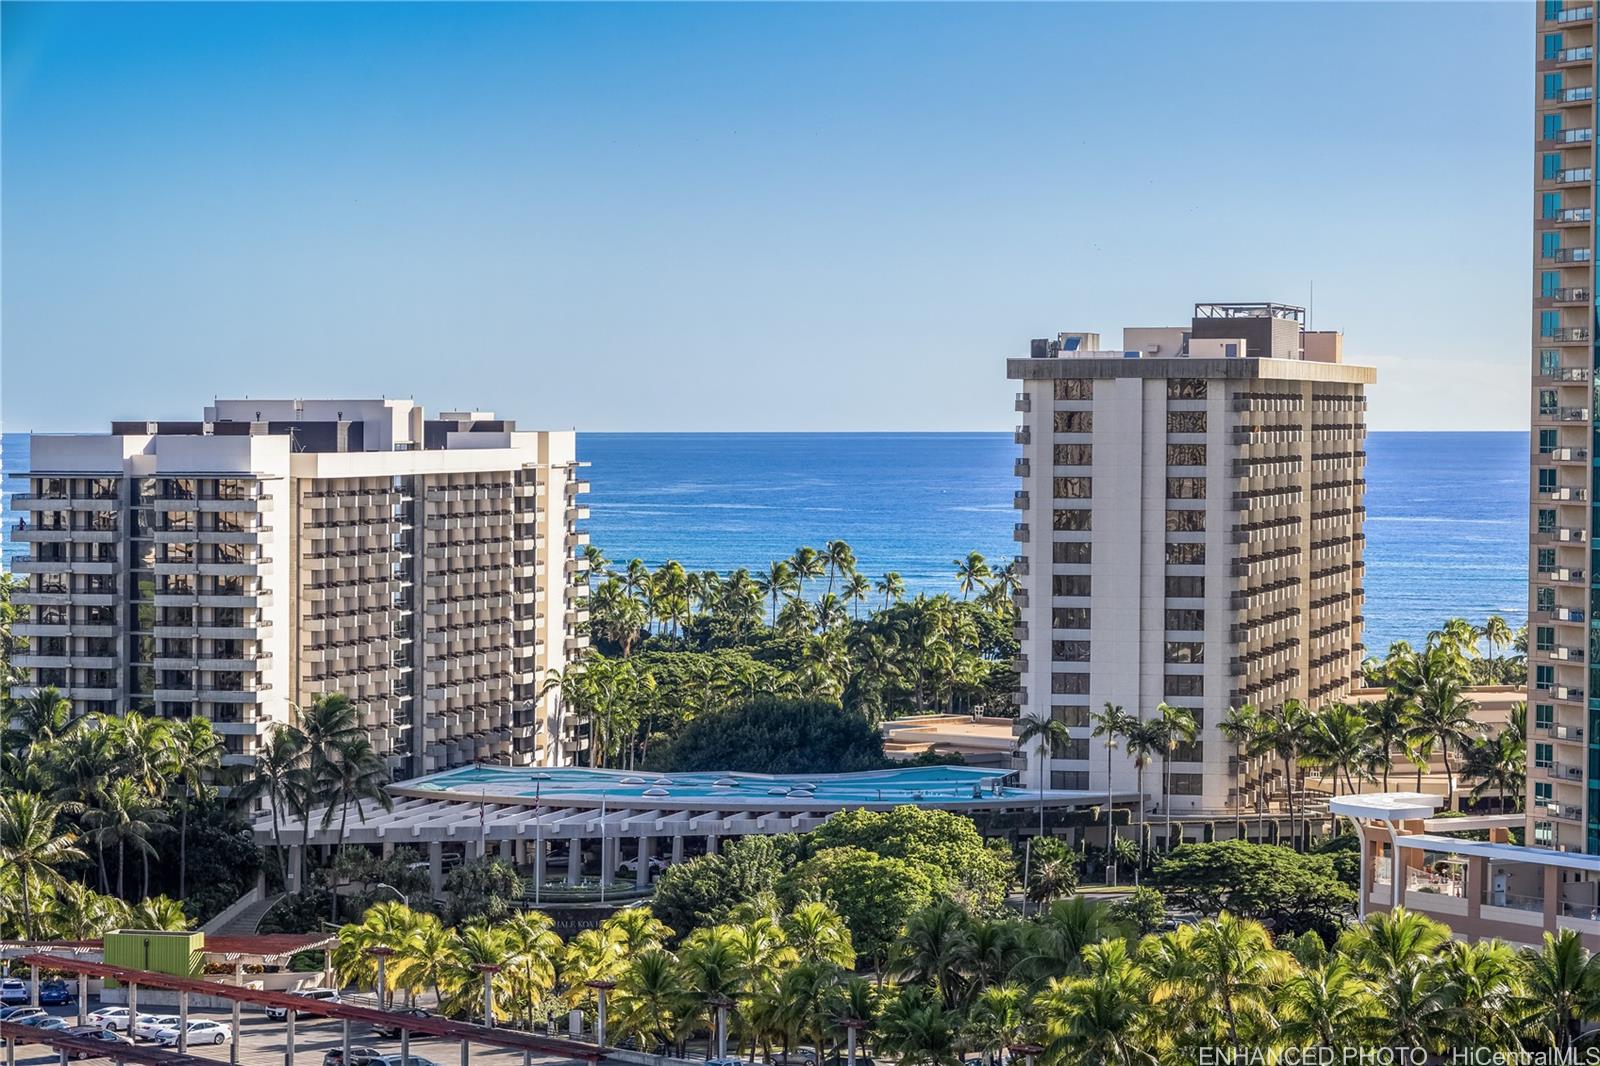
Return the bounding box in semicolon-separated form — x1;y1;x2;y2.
9;399;588;777
1007;304;1373;842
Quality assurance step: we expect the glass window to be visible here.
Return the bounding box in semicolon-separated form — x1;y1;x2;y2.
1052;706;1090;728
1166;379;1207;399
1164;609;1205;631
1548;0;1564;22
1546;73;1564;101
1544;192;1563;219
1167;411;1207;434
1547;33;1564;60
1544;232;1563;258
1538;586;1556;610
1165;576;1205;598
1542;310;1562;337
1540;468;1558;491
1164;675;1204;697
1053;509;1092;532
1541;389;1559;415
1051;640;1091;663
1540;508;1558;534
1541;348;1562;375
1053;477;1092;499
1051;673;1090;695
1546;113;1564;140
1536;743;1554;769
1165;641;1205;664
1167;477;1206;500
1166;509;1205;533
1054;379;1093;401
1537;703;1555;728
1546;154;1563;181
1053;542;1092;564
1051;607;1090;629
1167;444;1206;466
1537;665;1557;690
1053;411;1093;433
1538;626;1557;651
1540;428;1559;453
1539;547;1558;570
1052;575;1092;597
1166;542;1205;565
1054;444;1093;466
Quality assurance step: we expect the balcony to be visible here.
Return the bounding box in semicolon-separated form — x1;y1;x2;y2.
1548;526;1588;542
1013;491;1030;510
1537;485;1589;501
1537;721;1586;742
1548;446;1590;462
1014;393;1030;413
1544;644;1587;662
1558;86;1596;104
1558;606;1587;622
1549;206;1595;225
1545;326;1593;342
1542;366;1592;382
1551;407;1591;422
1556;46;1597;64
1558;166;1596;184
1543;761;1587;782
1544;247;1594;263
1554;6;1596;23
1543;127;1597;148
1014;457;1030;478
1014;425;1030;446
1548;288;1593;304
1013;523;1030;543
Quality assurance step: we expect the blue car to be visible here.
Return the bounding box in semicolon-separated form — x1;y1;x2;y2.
38;981;70;1006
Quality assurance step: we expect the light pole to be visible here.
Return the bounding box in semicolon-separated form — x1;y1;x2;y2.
842;1019;868;1066
366;946;395;1012
373;883;408;907
1104;734;1118;886
474;964;502;1028
585;980;615;1048
705;995;734;1060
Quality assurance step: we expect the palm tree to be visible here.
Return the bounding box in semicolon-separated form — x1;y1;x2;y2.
874;984;961;1066
236;724;308;885
789;547;826;604
126;896;190;931
87;777;165;900
756;561;798;628
679;926;748;1053
823;540;857;598
1123;720;1164;880
1088;702;1135;883
501;911;563;1031
319;734;395;920
0;791;86;940
1484;614;1514;679
1304;701;1372;798
1363;689;1419;793
1188;914;1287;1051
891;901;971;1009
1524;930;1600;1050
1151;703;1197;852
1031;939;1154;1066
1273;958;1376;1048
612;947;686;1051
843;572;872;621
1015;712;1073;858
783;902;855;968
1410;650;1480;810
875;572;905;611
166;716;226;900
290;692;364;886
2;686;71;756
952;552;991;601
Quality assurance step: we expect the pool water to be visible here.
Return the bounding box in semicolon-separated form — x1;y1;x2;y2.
409;764;1030;804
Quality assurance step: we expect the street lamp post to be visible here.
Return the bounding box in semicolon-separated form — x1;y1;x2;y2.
706;995;734;1060
366;947;396;1012
585;980;616;1048
842;1019;868;1066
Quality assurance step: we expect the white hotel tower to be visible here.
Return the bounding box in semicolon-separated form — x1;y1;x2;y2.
1007;303;1374;839
9;399;590;776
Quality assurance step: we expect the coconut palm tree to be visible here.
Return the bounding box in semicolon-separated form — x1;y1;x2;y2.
823;540;857;598
1362;689;1419;793
874;984;961;1066
235;724;308;885
1410;650;1480;810
1304;702;1373;798
319;734;394;920
875;572;905;611
1089;702;1135;883
2;686;71;757
756;562;798;629
87;777;165;900
1523;930;1600;1050
0;791;86;940
166;716;226;900
784;902;855;969
1031;939;1154;1066
952;552;992;601
612;947;687;1051
1123;720;1164;880
844;572;872;621
1151;703;1197;852
789;547;826;604
891;901;971;1009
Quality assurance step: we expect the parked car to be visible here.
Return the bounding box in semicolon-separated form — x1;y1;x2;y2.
324;1045;385;1066
86;1007;134;1031
370;1008;434;1039
0;1006;46;1023
156;1021;231;1047
0;980;28;1006
768;1048;818;1066
16;1015;69;1031
37;980;70;1007
825;1057;875;1066
370;1056;442;1066
133;1014;180;1041
63;1026;133;1060
266;988;341;1021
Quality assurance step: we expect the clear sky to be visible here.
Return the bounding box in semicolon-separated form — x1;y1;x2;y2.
1;2;1530;433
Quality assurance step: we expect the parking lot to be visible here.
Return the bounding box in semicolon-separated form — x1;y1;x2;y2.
4;1005;591;1066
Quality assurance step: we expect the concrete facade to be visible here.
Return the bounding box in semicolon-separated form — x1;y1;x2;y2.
9;399;589;776
1007;304;1374;840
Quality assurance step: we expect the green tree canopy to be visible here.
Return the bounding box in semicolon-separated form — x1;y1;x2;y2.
656;698;885;774
808;805;1014;913
1152;841;1355;940
779;846;936;971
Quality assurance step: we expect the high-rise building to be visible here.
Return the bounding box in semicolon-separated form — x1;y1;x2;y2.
8;399;590;777
1531;3;1599;852
1007;303;1373;838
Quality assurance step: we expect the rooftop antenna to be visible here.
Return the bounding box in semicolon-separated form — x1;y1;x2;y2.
1308;281;1314;332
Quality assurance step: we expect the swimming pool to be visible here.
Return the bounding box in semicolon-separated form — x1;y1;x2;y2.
397;763;1033;808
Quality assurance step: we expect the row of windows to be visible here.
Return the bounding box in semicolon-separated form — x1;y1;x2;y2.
1055;477;1091;499
1054;542;1092;564
1046;542;1200;565
1047;641;1204;665
1051;411;1208;436
1054;380;1093;400
1046;705;1208;732
1167;509;1205;533
1049;770;1204;794
1168;477;1206;500
1049;606;1205;631
1053;444;1093;466
1048;378;1208;403
1167;543;1205;565
1053;575;1092;597
1168;444;1206;466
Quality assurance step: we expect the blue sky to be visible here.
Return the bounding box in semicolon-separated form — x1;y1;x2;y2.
2;2;1529;432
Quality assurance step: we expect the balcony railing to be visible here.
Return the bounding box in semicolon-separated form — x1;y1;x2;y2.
1543;366;1592;382
1560;86;1596;103
1536;721;1585;741
1544;127;1596;148
1544;248;1594;263
1556;168;1596;184
1543;326;1593;342
1556;47;1596;63
1549;206;1595;224
1548;288;1593;304
1555;6;1596;24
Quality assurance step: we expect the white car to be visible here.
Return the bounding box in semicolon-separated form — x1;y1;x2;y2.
86;1007;137;1032
132;1014;179;1040
156;1021;231;1047
265;988;340;1021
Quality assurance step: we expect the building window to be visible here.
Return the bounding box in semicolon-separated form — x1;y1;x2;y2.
1165;609;1205;631
1167;379;1207;399
1167;477;1206;500
1052;705;1090;728
1169;773;1204;796
1052;607;1091;629
1540;428;1559;454
1172;739;1204;763
1535;822;1554;846
1537;626;1556;652
1537;665;1556;691
1166;509;1205;533
1164;675;1204;697
1546;73;1564;101
1167;444;1206;466
1167;411;1207;434
1052;640;1091;662
1539;468;1558;492
1544;193;1562;221
1051;673;1090;695
1053;509;1092;532
1054;411;1094;433
1054;477;1092;499
1050;771;1091;789
1054;444;1093;466
1538;547;1557;572
1540;389;1559;416
1545;153;1563;181
1165;641;1205;664
1537;703;1555;729
1539;508;1557;534
1541;348;1562;375
1165;542;1205;565
1542;310;1562;337
1544;231;1562;258
1053;542;1092;564
1052;575;1092;597
1536;742;1554;769
1054;379;1094;401
1546;32;1564;60
1165;576;1205;598
1535;782;1553;804
1538;586;1556;611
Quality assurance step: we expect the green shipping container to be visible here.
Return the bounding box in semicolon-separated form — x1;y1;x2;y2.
102;930;205;988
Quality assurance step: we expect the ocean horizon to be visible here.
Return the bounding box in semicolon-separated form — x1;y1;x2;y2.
1;429;1528;654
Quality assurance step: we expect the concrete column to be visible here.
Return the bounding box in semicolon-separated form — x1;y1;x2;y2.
1546;864;1562;933
28;965;38;1008
498;838;513;862
429;842;444;898
1356;829;1371;919
286;847;302;893
706;834;719;856
77;972;87;1026
286;1009;296;1066
178;989;189;1053
635;837;650;888
231;998;241;1066
567;839;581;885
127;982;137;1019
382;841;395;859
671;835;684;865
1465;856;1485;922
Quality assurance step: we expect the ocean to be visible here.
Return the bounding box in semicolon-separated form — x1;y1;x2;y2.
0;430;1528;653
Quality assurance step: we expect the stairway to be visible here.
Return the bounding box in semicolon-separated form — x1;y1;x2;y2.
205;891;287;936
